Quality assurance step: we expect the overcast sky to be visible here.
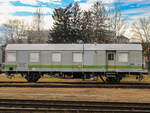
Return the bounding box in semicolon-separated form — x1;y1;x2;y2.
0;0;150;29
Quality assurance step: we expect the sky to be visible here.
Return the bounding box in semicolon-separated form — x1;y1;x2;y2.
0;0;150;29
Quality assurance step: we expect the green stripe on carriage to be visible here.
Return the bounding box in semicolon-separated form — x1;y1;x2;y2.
28;65;79;68
5;65;17;68
107;65;142;69
83;65;106;68
28;65;142;69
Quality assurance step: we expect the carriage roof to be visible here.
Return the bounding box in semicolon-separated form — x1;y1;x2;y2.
6;44;142;51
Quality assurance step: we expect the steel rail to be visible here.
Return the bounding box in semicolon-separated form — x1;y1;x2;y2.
0;99;149;113
0;82;150;89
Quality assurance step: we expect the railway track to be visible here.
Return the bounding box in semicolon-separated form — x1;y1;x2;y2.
0;99;149;113
0;81;150;89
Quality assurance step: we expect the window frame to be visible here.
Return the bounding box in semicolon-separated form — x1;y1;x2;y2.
29;52;40;63
52;52;62;63
73;52;83;63
118;52;129;63
108;53;114;61
7;52;16;63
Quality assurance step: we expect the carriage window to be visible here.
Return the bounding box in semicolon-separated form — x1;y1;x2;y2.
118;53;128;62
7;52;16;62
73;53;82;62
108;53;114;61
52;53;61;62
30;52;39;63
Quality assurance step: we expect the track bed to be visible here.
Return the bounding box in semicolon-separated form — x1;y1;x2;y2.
0;99;150;113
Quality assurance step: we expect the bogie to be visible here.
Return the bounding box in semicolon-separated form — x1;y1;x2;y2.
25;73;41;83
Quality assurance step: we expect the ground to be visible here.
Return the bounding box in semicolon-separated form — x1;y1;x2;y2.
0;74;150;102
0;88;150;102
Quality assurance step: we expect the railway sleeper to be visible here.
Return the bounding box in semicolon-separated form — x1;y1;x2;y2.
0;103;149;110
0;108;149;113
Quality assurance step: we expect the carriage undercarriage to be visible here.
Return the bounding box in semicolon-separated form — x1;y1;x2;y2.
5;71;144;83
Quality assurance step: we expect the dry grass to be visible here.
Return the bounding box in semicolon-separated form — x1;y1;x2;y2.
0;87;150;102
0;74;27;82
122;75;150;82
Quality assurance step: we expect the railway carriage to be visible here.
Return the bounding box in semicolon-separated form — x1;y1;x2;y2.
5;44;143;83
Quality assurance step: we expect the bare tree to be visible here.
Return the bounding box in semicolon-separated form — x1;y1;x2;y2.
30;5;45;43
32;7;44;31
3;19;28;44
133;17;150;61
109;0;125;43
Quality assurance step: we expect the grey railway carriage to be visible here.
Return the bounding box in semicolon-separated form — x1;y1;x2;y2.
5;44;143;83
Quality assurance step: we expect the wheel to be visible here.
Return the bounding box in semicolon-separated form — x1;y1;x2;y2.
25;73;41;82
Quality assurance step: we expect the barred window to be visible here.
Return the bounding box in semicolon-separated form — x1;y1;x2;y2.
108;53;114;61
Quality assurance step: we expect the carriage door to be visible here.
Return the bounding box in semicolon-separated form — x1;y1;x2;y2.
106;51;116;71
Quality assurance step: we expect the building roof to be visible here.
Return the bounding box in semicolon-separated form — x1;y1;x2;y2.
6;44;142;51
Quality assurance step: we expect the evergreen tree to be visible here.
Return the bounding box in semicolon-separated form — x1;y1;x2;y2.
81;11;93;43
48;4;72;43
70;2;83;43
48;2;113;44
48;3;83;43
91;1;109;43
